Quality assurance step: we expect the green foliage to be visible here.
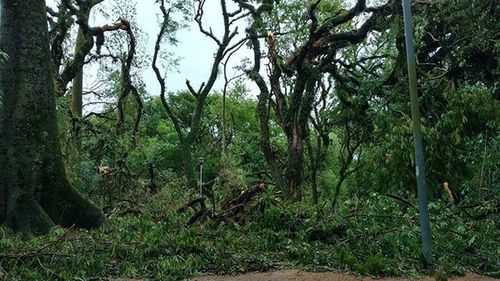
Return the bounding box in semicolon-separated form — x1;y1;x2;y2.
353;79;499;203
3;0;497;279
2;187;497;280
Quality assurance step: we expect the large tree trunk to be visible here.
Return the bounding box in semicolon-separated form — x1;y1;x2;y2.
285;130;304;201
0;0;105;234
281;75;317;202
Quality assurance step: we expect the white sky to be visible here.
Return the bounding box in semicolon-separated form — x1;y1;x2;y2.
47;0;252;97
136;0;246;94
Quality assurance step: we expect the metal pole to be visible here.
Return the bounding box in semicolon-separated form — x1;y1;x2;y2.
401;0;433;265
222;90;227;156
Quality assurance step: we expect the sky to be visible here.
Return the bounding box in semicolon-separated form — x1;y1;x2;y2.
135;0;245;95
45;0;252;96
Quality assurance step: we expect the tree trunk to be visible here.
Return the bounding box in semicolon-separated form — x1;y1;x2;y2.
285;130;304;201
70;13;89;148
306;133;319;205
256;89;286;193
331;169;348;211
0;0;105;234
307;128;331;205
71;22;89;118
181;141;197;189
282;74;317;202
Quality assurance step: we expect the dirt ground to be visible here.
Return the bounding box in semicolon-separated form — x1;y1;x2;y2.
188;270;498;281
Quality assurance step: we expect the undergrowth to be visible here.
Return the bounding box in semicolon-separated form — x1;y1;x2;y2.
0;180;498;281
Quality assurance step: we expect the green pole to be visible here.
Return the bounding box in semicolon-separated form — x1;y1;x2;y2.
401;0;433;265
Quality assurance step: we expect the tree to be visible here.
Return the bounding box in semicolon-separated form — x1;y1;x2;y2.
353;0;499;203
153;0;247;190
70;1;96;118
0;0;105;234
237;0;393;201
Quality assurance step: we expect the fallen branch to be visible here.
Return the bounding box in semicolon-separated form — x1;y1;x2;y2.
177;197;207;213
0;226;76;262
382;193;417;209
180;184;266;226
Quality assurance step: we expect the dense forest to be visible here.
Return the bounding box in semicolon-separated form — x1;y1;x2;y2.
0;0;498;280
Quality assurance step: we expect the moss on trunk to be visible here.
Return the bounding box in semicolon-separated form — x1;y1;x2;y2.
0;0;104;234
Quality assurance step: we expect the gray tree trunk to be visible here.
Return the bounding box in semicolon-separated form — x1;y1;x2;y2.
0;0;105;234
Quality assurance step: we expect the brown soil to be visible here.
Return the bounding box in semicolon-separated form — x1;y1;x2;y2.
188;270;498;281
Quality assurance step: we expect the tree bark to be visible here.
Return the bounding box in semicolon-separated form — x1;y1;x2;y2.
71;14;90;118
70;12;89;145
181;141;197;190
0;0;105;234
306;132;319;205
285;131;304;201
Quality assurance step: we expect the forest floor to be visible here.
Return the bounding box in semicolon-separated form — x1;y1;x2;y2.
188;270;498;281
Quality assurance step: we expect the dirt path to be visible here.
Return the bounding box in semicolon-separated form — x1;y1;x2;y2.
189;270;498;281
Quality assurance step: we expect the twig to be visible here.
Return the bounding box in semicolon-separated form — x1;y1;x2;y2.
35;225;76;254
36;257;65;281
